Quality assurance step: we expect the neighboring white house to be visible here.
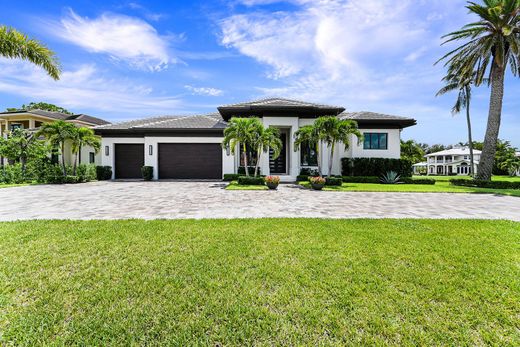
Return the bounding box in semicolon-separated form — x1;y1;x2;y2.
95;98;416;182
516;152;520;176
425;146;481;176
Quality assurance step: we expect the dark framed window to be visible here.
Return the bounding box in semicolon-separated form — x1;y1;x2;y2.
300;141;318;166
239;143;257;167
363;133;388;150
89;152;95;164
10;124;22;131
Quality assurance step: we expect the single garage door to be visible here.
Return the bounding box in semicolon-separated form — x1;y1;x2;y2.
159;143;222;179
114;144;144;179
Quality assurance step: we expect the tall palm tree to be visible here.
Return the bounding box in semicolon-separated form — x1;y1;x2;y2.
71;127;101;175
294;125;322;175
436;72;482;176
0;26;60;80
437;0;520;180
252;126;282;177
37;121;77;176
222;117;261;177
314;116;363;177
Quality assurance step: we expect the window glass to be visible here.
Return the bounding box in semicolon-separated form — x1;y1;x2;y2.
363;133;388;150
300;141;318;166
89;152;95;164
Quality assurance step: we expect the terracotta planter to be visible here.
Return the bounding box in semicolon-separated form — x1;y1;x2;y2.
311;183;324;190
266;182;279;190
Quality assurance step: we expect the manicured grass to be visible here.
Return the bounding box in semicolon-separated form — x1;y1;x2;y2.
300;180;520;197
1;219;519;345
0;183;29;189
416;175;520;182
226;181;268;190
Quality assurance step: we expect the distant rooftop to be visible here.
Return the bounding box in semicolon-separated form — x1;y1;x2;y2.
425;147;482;157
0;109;110;126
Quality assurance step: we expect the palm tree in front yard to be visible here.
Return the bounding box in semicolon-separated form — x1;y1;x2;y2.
222;117;262;177
0;26;60;80
437;0;520;180
37;120;77;176
71;127;101;175
252;126;283;177
314;116;362;177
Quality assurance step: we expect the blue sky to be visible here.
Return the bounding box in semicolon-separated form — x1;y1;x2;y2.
0;0;519;147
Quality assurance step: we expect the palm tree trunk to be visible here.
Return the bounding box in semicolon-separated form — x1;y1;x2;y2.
476;61;505;181
61;142;67;177
242;143;249;177
254;147;261;177
316;142;322;176
465;85;475;177
328;142;335;177
73;145;81;176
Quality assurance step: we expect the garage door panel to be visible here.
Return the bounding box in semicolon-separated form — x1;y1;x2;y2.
115;144;144;179
159;143;222;179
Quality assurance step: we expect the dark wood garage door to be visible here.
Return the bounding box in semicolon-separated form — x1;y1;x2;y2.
114;144;144;179
158;143;222;179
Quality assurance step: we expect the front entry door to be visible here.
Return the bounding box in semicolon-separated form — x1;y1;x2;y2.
269;131;287;174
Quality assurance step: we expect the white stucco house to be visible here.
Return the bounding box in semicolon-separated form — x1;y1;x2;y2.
94;98;416;182
425;146;481;176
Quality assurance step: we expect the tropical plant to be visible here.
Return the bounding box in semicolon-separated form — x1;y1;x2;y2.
437;0;520;180
251;126;282;177
314;116;362;177
37;120;77;176
309;176;326;185
436;72;484;176
380;171;401;184
0;26;60;80
498;156;520;175
70;127;101;175
265;175;281;184
400;139;426;164
0;128;48;178
294;125;322;175
222;117;262;177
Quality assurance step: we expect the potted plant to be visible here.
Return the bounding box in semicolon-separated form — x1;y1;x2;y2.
265;175;280;190
309;176;326;190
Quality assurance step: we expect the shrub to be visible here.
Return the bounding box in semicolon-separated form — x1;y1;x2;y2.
64;175;79;184
380;171;401;184
309;176;326;185
223;174;240;182
300;168;319;176
297;175;309;182
342;176;380;183
0;164;24;184
450;179;520;190
43;164;65;184
77;164;97;182
96;166;112;181
401;178;436;185
141;166;153;181
325;177;343;186
238;166;260;175
265;176;280;184
238;176;265;186
341;158;413;177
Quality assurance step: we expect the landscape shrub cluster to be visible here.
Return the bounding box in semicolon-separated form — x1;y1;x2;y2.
341;158;413;177
237;176;265;186
450;179;520;190
0;162;97;184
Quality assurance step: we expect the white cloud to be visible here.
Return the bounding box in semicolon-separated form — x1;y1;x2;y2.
44;9;173;71
0;59;185;117
184;85;223;96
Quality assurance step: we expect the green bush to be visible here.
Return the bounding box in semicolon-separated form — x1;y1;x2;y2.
44;165;66;184
341;158;413;177
223;174;240;181
237;176;265;186
96;166;112;180
77;164;97;182
141;166;153;181
63;175;79;184
342;176;380;183
238;166;260;175
450;179;520;190
325;177;343;186
402;178;436;185
297;175;309;182
0;164;24;184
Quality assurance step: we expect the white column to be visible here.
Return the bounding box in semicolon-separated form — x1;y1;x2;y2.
29;119;36;129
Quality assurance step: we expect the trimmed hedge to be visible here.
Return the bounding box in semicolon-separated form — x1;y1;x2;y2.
342;158;413;177
450;179;520;190
141;166;153;181
96;166;113;180
297;175;309;182
342;176;380;183
401;178;436;185
223;174;240;182
325;177;343;186
238;176;265;186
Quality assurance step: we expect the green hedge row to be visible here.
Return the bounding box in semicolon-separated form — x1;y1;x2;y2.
237;176;265;186
96;166;112;180
341;158;413;177
450;179;520;190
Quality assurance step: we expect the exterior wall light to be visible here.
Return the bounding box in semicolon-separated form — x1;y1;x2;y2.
105;146;109;156
149;145;153;155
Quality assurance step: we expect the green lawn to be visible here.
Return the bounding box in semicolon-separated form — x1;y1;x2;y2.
417;175;520;182
226;181;268;190
0;183;30;189
1;219;519;345
300;177;520;197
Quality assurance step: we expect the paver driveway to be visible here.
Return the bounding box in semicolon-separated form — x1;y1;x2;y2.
0;181;519;221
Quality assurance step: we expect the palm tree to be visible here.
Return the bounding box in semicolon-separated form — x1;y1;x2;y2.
222;117;261;177
37;121;77;176
437;0;520;180
0;26;60;80
400;139;426;164
294;125;322;175
436;72;482;176
71;127;101;175
252;126;283;177
314;116;362;177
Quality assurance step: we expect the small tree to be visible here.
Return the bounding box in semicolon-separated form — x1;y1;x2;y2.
71;127;101;175
401;139;426;164
252;126;282;177
314;116;362;177
37;120;77;176
222;117;261;177
0;128;48;179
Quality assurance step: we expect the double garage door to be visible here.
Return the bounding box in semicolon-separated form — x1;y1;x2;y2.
114;143;222;179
